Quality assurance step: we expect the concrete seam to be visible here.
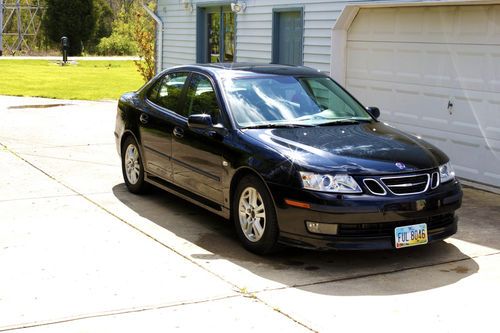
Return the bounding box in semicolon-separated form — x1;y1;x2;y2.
249;296;318;333
0;192;111;203
1;141;317;331
0;294;241;332
0;142;238;289
5;140;490;333
256;251;500;293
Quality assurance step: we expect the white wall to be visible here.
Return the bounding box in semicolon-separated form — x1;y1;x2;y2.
157;0;361;73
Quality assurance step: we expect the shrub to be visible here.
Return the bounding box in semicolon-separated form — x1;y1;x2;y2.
133;2;156;82
97;34;137;55
96;5;136;56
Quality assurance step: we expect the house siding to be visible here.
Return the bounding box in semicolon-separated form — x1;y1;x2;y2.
157;0;426;73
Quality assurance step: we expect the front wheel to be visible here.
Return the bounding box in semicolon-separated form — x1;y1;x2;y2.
233;175;279;255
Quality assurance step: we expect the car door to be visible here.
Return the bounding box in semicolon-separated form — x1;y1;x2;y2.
140;72;189;181
171;72;226;205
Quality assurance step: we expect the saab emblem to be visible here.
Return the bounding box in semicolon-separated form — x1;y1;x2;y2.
395;162;406;170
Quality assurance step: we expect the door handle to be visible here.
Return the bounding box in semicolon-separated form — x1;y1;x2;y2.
173;127;184;138
140;113;149;124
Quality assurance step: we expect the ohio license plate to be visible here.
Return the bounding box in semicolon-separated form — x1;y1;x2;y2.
395;223;428;249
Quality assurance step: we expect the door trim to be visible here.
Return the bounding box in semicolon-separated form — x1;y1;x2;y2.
144;145;172;160
172;156;221;182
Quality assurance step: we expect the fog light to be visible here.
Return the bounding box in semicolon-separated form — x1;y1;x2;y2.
306;221;338;235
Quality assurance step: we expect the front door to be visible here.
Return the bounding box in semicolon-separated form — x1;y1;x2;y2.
140;72;189;180
272;10;303;66
198;6;235;63
171;72;226;205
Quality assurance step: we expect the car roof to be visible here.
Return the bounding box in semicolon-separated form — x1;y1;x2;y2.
165;63;327;78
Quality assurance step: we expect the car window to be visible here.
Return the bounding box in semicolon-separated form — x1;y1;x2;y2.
183;74;222;124
146;78;162;103
223;75;371;127
304;79;358;118
148;72;189;113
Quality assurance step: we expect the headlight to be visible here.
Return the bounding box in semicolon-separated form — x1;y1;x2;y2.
300;172;362;193
439;162;455;183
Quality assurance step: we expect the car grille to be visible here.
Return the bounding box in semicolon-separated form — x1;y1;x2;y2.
337;214;455;238
363;178;386;195
380;174;430;195
361;171;442;196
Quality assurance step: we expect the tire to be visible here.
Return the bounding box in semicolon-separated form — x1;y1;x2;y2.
233;175;279;255
121;135;149;194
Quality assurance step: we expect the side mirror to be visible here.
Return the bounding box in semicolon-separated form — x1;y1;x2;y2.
366;107;380;119
188;114;213;129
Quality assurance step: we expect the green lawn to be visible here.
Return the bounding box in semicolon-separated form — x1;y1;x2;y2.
0;60;145;100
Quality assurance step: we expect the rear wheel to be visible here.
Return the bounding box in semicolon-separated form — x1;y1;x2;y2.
233;175;279;255
121;136;148;194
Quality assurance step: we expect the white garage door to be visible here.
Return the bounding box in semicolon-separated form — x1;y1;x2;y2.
346;5;500;187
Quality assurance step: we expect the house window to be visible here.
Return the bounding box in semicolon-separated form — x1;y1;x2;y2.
197;6;235;63
272;9;304;66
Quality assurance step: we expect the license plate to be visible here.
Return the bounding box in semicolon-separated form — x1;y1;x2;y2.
395;223;428;249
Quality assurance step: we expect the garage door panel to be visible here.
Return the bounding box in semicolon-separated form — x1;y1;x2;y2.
347;78;500;143
391;124;500;185
348;42;498;92
424;7;455;37
490;53;500;91
484;100;500;140
456;6;489;37
349;6;500;45
346;5;500;187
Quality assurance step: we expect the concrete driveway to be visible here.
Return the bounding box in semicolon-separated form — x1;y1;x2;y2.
1;95;499;332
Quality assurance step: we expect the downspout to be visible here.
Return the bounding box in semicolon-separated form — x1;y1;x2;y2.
142;2;163;73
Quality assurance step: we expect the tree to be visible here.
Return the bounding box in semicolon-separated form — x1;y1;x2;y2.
97;1;157;81
43;0;96;55
132;2;156;82
88;0;114;53
96;6;137;56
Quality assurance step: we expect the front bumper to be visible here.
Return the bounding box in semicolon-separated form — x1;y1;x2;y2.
269;179;462;250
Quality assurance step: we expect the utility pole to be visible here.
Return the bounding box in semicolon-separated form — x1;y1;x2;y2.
1;1;45;55
0;0;4;56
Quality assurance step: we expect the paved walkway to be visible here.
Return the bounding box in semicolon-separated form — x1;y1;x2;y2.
0;95;499;332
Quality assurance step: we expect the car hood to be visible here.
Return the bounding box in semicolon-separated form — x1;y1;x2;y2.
243;122;448;175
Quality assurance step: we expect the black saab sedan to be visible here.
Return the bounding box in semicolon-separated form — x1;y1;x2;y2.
115;63;462;254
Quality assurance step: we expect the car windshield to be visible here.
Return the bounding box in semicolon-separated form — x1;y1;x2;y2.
223;75;372;128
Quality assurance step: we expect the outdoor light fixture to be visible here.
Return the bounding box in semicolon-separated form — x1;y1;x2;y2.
231;2;246;13
181;0;193;13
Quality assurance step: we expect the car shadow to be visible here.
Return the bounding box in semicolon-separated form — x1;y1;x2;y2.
112;184;480;296
454;186;500;250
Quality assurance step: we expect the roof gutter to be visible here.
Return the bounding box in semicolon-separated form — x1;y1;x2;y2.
142;2;163;73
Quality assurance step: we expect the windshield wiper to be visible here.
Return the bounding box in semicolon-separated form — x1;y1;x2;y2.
242;123;315;129
317;119;360;126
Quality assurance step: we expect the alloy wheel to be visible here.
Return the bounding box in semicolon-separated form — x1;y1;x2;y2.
238;187;266;242
125;144;141;185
